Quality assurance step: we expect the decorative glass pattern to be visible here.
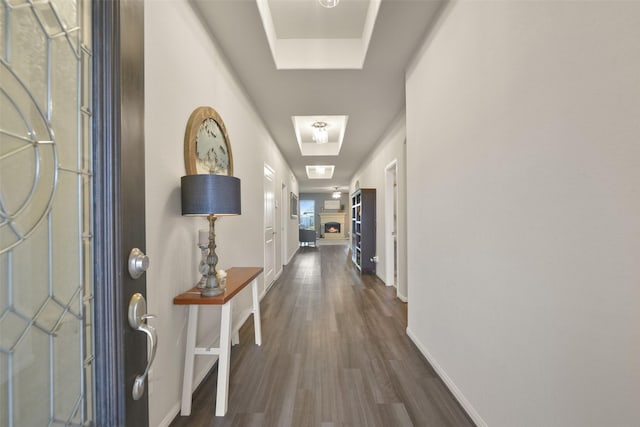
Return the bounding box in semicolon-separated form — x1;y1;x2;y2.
0;1;93;426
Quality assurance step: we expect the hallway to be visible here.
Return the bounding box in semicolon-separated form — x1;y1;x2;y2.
171;245;474;427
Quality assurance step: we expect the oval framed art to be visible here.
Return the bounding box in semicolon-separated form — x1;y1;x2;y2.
184;106;234;175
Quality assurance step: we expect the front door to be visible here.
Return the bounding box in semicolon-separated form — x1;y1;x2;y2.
93;0;151;426
1;1;151;426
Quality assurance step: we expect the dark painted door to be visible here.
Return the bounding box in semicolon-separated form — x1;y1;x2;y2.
93;1;151;426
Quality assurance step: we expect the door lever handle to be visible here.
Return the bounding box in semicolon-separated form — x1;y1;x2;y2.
128;293;158;400
132;322;157;401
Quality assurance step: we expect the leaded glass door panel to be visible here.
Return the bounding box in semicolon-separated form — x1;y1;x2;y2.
0;1;94;425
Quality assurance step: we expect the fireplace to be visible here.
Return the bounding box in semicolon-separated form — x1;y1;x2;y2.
319;212;346;239
325;222;341;234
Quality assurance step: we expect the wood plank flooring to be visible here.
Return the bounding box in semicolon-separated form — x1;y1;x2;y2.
170;245;475;427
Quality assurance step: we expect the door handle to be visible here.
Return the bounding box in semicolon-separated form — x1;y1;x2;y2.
128;293;158;400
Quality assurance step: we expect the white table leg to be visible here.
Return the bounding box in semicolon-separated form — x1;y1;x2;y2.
215;300;233;417
251;278;262;346
180;305;199;416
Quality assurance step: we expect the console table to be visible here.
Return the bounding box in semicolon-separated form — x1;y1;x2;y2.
173;266;263;417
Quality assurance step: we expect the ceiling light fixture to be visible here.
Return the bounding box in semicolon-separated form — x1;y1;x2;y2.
332;187;341;199
319;0;339;8
312;121;328;144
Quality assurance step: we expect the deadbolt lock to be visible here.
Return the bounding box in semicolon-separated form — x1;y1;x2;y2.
128;248;149;279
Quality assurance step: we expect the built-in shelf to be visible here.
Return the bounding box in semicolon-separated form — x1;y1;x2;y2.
351;188;376;274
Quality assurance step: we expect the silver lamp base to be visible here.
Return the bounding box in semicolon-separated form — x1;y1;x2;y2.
200;285;224;297
196;243;208;289
200;215;226;298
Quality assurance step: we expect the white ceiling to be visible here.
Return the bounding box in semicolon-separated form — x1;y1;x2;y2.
191;0;445;193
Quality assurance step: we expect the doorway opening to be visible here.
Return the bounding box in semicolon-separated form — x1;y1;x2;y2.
299;200;316;231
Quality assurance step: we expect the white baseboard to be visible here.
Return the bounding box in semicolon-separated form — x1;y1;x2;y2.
156;352;217;427
157;401;182;427
396;293;408;303
157;307;255;427
406;328;487;427
233;307;253;337
263;279;274;296
287;247;299;264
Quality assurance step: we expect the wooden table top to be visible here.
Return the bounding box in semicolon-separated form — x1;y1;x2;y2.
173;267;263;305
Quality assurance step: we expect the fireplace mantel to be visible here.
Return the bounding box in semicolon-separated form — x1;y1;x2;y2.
319;212;347;239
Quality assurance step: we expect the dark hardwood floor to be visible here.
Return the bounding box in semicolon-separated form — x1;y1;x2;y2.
170;245;475;427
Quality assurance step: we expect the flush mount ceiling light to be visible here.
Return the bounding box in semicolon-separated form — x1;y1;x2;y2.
318;0;340;9
311;121;328;144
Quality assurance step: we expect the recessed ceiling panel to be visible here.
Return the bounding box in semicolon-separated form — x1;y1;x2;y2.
257;0;381;69
268;0;369;39
306;165;335;179
293;115;348;156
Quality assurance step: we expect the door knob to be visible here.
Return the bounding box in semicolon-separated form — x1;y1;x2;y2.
128;248;149;279
128;293;157;400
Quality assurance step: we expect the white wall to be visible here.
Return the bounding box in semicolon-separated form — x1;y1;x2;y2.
144;1;298;425
406;1;640;426
350;114;408;300
284;174;300;265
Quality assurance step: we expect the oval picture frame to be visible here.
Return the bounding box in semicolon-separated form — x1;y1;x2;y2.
184;106;234;176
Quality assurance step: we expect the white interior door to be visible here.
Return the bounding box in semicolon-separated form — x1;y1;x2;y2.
281;182;287;269
385;160;399;288
263;164;276;291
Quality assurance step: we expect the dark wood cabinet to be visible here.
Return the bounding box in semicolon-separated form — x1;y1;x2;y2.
351;188;376;274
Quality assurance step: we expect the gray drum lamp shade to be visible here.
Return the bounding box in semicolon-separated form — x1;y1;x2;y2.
181;174;241;216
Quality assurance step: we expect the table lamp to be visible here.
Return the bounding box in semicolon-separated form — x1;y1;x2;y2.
181;174;241;297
